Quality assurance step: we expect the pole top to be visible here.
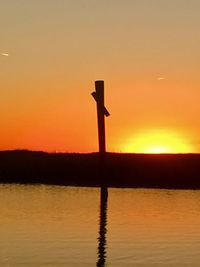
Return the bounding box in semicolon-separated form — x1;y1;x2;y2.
95;80;104;85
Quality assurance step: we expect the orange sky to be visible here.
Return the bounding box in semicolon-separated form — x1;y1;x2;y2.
1;1;200;153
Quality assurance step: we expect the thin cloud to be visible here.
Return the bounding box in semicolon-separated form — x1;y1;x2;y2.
1;53;9;57
157;77;165;81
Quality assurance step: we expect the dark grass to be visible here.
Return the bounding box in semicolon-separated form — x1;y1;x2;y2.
0;150;200;189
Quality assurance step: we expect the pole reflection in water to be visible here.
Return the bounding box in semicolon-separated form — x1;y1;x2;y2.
97;187;108;267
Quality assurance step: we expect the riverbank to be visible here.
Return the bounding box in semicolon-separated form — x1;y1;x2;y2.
0;150;200;189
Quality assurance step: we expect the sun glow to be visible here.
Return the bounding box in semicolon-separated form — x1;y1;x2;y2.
122;129;193;154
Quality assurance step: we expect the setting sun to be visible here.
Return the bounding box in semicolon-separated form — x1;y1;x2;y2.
122;129;193;154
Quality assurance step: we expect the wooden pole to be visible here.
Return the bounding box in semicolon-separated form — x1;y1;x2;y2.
91;80;110;155
96;80;106;154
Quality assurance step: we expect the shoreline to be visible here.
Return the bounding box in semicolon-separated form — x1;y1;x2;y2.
0;150;200;189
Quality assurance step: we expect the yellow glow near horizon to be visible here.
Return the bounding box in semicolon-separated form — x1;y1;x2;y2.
122;130;193;154
2;2;200;152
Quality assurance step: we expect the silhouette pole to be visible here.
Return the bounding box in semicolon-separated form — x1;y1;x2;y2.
91;80;110;156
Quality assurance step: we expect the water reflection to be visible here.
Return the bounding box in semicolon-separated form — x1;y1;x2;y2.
97;187;108;267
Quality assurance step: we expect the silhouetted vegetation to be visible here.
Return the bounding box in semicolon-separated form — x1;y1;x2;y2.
0;150;200;189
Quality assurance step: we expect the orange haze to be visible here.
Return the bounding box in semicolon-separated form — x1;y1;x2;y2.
1;1;200;153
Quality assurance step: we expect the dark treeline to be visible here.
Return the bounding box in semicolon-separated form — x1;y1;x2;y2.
0;150;200;189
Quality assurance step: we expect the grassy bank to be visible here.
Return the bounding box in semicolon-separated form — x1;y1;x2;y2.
0;150;199;189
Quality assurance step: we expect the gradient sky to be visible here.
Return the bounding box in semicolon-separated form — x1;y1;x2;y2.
1;0;200;152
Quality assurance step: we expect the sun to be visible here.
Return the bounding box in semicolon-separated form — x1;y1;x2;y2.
145;146;169;154
122;129;193;154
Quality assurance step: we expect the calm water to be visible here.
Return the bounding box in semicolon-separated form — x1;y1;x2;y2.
1;185;200;266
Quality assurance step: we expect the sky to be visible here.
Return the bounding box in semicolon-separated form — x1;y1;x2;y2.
1;0;200;153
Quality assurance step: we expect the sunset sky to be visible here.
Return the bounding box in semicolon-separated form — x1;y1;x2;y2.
1;0;200;153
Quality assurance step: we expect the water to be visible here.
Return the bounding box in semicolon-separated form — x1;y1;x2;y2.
1;184;200;266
